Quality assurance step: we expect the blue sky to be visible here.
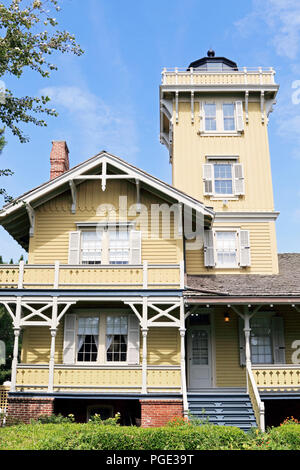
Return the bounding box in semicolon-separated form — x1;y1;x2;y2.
1;0;300;261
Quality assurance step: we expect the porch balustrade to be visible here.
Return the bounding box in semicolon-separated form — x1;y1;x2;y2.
0;260;184;290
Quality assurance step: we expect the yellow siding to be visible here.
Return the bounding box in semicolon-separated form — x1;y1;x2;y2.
28;179;183;265
186;221;278;275
147;328;180;365
214;310;246;388
21;325;63;364
20;324;180;367
280;308;300;364
172;101;274;212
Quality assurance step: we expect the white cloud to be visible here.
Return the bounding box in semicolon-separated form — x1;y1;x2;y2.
40;85;139;161
236;0;300;59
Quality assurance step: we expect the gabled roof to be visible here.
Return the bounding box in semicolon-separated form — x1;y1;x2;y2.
0;151;214;250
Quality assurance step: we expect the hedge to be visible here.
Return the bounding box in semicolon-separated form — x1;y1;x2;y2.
0;421;299;450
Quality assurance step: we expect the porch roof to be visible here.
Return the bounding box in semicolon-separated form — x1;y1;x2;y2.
185;253;300;299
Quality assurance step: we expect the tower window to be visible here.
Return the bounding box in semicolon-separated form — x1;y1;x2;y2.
201;101;243;133
214;163;233;195
223;103;235;131
204;103;217;131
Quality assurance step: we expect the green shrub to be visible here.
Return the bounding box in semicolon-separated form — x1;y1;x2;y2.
36;413;75;424
0;421;299;450
0;369;11;384
88;411;120;426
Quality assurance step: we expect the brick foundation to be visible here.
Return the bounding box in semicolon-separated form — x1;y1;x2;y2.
140;399;183;427
7;396;54;424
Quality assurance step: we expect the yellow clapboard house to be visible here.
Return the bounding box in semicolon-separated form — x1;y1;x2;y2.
0;50;299;430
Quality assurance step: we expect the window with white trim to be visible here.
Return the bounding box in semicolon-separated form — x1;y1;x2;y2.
77;317;99;362
215;231;238;268
204;229;251;268
203;161;245;197
250;316;273;364
204;103;217;131
63;311;140;365
201;100;244;134
68;226;141;266
81;231;102;265
106;315;128;362
108;228;130;265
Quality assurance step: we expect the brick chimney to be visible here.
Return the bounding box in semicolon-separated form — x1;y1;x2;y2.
50;141;70;180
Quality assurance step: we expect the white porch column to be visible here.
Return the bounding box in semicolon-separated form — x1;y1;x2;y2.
141;297;148;394
244;307;252;369
48;329;57;393
180;298;188;416
10;297;22;393
141;329;148;394
48;297;58;393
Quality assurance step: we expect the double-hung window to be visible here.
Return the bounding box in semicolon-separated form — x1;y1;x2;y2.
215;231;238;268
223;103;235;131
77;317;99;362
63;311;140;365
68;225;141;265
203;160;245;197
250;316;273;364
204;229;251;268
81;231;102;265
201;101;244;133
109;228;130;265
213;164;233;195
204;103;217;131
106;315;128;362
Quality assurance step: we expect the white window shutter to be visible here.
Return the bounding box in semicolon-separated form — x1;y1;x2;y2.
129;230;142;265
239;230;251;267
272;316;286;364
233;164;245;196
235;101;244;132
203;164;214;195
127;314;140;364
68;231;81;264
204;230;215;267
238;317;246;366
63;314;76;364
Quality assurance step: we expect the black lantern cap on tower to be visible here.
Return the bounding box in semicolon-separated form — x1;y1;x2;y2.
187;50;238;71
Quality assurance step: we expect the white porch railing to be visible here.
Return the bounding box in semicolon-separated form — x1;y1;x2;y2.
247;366;265;432
161;67;276;87
252;365;300;392
0;260;185;290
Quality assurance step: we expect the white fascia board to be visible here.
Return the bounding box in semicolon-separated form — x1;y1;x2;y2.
160;84;279;94
0;152;214;220
214;211;280;223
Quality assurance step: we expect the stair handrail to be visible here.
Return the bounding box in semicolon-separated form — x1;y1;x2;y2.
247;365;265;432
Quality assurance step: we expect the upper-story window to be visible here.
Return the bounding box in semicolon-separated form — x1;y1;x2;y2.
109;229;130;265
203;160;245;198
81;231;102;265
204;229;251;268
68;225;141;265
215;231;238;268
201;101;244;134
204;103;217;131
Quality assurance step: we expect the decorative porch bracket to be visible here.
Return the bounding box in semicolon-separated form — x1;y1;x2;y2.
0;298;75;393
